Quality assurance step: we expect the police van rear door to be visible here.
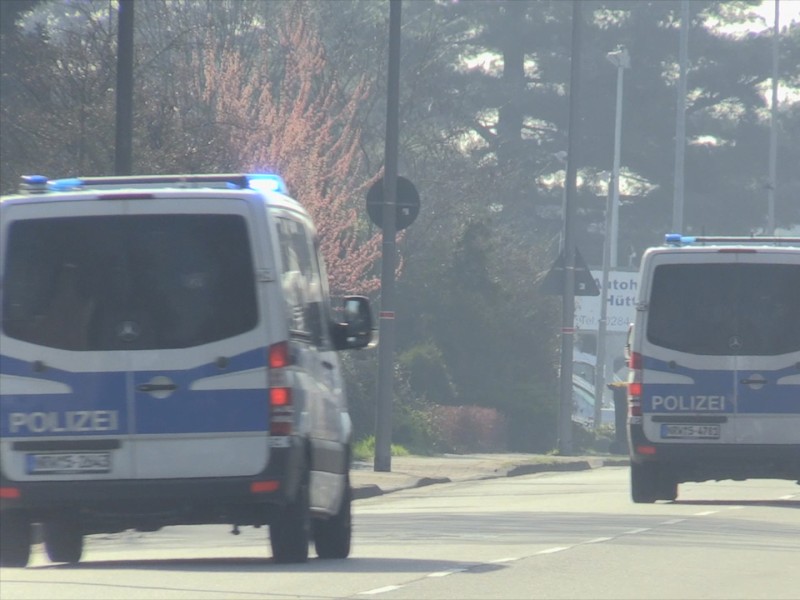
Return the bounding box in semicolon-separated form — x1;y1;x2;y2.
730;251;800;445
643;251;740;444
643;248;800;446
1;194;272;482
1;199;135;481
122;195;270;479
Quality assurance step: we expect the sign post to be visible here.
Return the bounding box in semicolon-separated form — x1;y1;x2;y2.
374;0;402;473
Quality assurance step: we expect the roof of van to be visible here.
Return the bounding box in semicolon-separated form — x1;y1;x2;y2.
661;233;800;247
0;173;306;213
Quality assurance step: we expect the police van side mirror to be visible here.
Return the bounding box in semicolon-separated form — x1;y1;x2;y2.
332;296;376;350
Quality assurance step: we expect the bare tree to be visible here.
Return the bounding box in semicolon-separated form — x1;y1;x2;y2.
186;1;380;294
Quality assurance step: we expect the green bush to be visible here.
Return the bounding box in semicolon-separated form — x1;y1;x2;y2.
352;435;410;461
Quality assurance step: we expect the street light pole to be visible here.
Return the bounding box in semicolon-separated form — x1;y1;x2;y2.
767;0;779;235
607;47;628;270
673;0;689;234
558;0;584;456
595;46;629;429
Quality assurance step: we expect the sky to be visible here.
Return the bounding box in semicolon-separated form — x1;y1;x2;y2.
751;0;800;31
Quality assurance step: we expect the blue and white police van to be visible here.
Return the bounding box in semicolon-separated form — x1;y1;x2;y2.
627;234;800;503
0;173;374;566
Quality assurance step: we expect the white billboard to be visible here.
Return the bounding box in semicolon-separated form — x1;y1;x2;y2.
574;269;639;333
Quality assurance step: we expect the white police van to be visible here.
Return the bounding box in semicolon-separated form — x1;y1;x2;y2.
0;173;374;566
627;234;800;503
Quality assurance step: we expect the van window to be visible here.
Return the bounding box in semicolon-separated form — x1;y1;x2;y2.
647;263;800;356
2;214;258;350
275;217;325;345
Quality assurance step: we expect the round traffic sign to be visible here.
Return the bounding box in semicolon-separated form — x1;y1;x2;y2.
366;176;420;230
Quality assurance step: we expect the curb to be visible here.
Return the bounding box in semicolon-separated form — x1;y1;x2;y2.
352;457;630;500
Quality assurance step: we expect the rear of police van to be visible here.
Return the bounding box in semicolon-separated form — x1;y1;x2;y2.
628;237;800;502
0;180;288;562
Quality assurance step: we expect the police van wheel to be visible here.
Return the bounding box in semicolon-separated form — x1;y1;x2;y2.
657;474;679;501
0;511;32;567
270;472;310;563
313;479;352;559
630;462;659;503
44;516;83;564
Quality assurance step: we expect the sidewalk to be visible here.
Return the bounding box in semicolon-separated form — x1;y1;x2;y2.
350;453;630;500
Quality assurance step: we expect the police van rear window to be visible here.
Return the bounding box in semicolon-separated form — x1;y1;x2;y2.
2;214;258;350
647;263;800;356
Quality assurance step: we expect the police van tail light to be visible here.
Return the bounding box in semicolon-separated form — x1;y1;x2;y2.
0;487;21;499
628;352;642;417
268;342;293;437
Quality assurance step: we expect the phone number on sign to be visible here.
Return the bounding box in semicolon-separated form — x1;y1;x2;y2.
574;315;631;329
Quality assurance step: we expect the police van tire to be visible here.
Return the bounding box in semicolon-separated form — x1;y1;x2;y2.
44;516;83;564
270;471;310;563
313;479;352;559
630;462;659;503
657;473;679;501
0;511;32;567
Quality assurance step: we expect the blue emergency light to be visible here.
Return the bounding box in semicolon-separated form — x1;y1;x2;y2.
18;173;289;195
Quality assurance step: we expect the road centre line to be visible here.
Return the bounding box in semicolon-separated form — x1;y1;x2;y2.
623;527;651;535
360;585;404;595
359;505;785;596
535;546;570;555
489;557;519;563
428;569;467;577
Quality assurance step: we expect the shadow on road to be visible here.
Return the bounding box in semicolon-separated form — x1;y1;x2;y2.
25;555;509;574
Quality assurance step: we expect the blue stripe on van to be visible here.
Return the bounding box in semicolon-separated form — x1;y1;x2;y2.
1;348;270;437
1;354;129;437
641;355;800;415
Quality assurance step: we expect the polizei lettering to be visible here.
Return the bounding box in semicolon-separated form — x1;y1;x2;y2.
9;411;119;434
651;396;726;411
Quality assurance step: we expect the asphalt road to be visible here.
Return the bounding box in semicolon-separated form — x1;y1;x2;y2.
1;467;798;599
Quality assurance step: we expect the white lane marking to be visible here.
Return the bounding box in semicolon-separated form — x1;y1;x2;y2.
779;495;796;500
428;569;466;577
727;506;745;510
583;537;614;544
535;546;569;555
489;557;519;563
360;585;404;595
660;518;686;525
694;510;718;516
623;528;651;535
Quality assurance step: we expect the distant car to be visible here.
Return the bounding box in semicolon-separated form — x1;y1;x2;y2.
572;375;615;429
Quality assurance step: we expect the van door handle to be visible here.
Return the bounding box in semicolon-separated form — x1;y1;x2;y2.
740;377;768;385
137;383;178;392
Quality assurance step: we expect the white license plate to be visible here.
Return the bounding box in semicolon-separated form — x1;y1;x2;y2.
660;424;721;439
26;452;111;474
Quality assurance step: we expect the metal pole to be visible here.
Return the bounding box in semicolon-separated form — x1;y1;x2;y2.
767;0;779;235
374;0;401;473
596;48;629;429
594;184;613;431
114;0;134;175
609;49;627;268
672;0;689;233
558;0;583;456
